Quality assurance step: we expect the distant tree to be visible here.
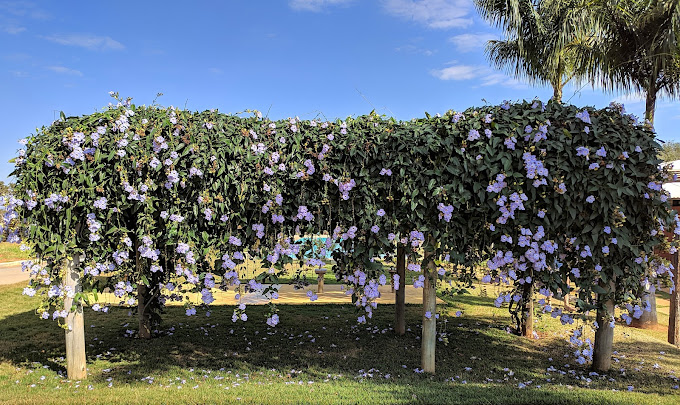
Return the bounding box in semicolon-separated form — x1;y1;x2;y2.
0;181;13;196
660;141;680;162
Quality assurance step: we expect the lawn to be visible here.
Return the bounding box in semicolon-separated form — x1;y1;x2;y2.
0;281;679;404
0;242;30;263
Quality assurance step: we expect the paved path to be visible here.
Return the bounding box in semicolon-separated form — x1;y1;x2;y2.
0;264;28;286
207;284;443;306
0;264;440;306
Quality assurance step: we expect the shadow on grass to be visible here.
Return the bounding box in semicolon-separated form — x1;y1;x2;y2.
1;289;679;404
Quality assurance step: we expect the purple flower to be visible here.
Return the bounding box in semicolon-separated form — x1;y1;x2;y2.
468;129;480;141
586;195;595;203
575;110;591;124
438;203;454;222
371;225;380;233
376;209;385;217
504;137;516;150
229;236;242;246
267;314;279;327
93;197;107;210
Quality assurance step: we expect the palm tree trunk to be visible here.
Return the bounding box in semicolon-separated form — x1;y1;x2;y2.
553;84;563;103
645;81;657;124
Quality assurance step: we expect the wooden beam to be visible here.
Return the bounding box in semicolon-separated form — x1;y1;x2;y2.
64;254;87;380
395;245;406;335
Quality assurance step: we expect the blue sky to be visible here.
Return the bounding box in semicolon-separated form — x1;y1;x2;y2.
1;0;679;181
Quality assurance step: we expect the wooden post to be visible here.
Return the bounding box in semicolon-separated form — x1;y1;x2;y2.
631;285;658;328
64;254;87;380
592;278;616;372
135;237;152;339
669;252;680;346
563;280;573;311
421;245;437;374
138;283;152;339
315;269;326;294
395;245;406;335
389;268;396;293
520;280;534;338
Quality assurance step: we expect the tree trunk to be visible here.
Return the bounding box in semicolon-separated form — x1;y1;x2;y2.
592;278;616;372
421;246;437;374
645;80;657;124
669;252;680;346
395;245;406;336
553;84;563;104
65;254;87;380
520;281;534;338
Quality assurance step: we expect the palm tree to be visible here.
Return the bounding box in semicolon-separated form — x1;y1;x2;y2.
475;0;595;102
474;0;594;337
577;0;680;330
580;0;680;124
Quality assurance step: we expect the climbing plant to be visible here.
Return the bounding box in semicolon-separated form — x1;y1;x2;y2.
4;95;677;373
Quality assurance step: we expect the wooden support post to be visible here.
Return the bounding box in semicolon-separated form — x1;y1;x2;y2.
421;245;437;374
389;268;396;293
64;254;87;380
135;237;152;339
592;278;616;372
138;283;152;339
520;281;534;338
395;245;406;336
563;280;573;311
631;285;658;328
315;269;326;294
669;252;680;346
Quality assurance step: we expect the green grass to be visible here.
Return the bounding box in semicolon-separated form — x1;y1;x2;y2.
0;282;679;404
0;243;30;263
